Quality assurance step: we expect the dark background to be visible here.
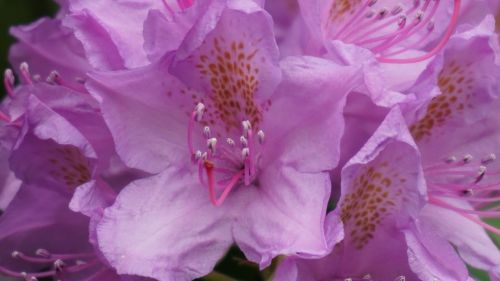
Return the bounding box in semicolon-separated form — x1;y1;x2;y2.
0;0;58;98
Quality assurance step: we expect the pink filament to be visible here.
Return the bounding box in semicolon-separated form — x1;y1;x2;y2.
3;75;14;97
378;0;461;63
205;161;244;206
429;197;500;235
187;111;197;156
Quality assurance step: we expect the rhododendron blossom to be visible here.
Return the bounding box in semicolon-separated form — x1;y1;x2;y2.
0;0;499;280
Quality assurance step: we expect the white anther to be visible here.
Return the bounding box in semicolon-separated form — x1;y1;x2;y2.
226;138;235;146
207;138;217;154
427;21;435;31
257;130;265;144
11;251;21;258
415;11;424;22
365;10;375;18
240;136;248;147
27;276;38;281
475;165;487;183
54;259;66;271
362;274;372;280
20;62;29;73
194;103;205;121
33;74;41;81
203;126;211;138
395;276;406;281
36;248;51;257
463;154;473;164
242;120;252;131
397;15;407;27
391;5;403;15
4;69;14;84
344;278;353;281
75;260;87;265
377;8;388;18
462;189;474;196
478;165;487;175
21;272;28;278
194;150;203;161
75;77;85;84
445;156;457;163
241;147;250;160
482;153;496;164
47;70;60;84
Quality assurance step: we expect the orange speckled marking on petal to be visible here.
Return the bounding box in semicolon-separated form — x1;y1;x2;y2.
410;60;475;141
340;161;406;250
194;37;266;134
49;146;91;189
328;0;362;23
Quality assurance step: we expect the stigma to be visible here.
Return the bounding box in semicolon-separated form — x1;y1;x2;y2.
187;103;264;206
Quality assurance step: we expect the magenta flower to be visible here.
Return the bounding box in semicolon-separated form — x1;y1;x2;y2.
85;1;362;279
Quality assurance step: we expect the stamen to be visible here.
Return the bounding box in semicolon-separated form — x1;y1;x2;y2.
240;136;248;147
242;120;252;137
194;103;205;122
482;153;496;164
257;130;265;144
19;62;33;85
187;107;263;206
45;71;90;93
53;259;65;272
207;138;217;155
241;147;250;160
3;69;14;97
446;156;457;163
463;154;473;164
391;5;403;15
430;197;500;235
203;126;211;138
187;103;205;155
378;0;462;63
35;249;50;258
475;165;486;183
226;138;235;146
0;250;99;281
426;153;500;235
194;150;203;161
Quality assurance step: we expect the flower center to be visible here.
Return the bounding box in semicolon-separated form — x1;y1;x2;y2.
0;248;100;281
425;153;500;235
326;0;461;63
187;103;265;206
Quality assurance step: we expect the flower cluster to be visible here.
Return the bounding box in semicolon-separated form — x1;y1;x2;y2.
0;0;500;280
